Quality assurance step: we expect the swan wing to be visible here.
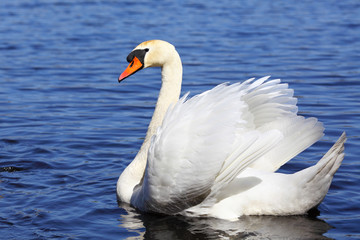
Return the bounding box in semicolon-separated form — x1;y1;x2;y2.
131;77;286;214
241;78;324;172
206;77;323;199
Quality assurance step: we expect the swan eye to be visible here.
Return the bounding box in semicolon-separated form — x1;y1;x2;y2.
126;49;148;63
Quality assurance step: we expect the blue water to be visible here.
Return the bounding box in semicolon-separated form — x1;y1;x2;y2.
1;0;359;239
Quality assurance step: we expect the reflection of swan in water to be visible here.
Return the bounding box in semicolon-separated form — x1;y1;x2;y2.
118;204;332;240
118;204;145;239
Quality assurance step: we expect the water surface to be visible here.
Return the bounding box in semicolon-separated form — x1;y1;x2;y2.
1;0;360;239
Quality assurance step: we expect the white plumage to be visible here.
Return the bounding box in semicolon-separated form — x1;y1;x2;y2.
117;40;346;221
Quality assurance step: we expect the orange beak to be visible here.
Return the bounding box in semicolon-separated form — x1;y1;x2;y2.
118;56;144;82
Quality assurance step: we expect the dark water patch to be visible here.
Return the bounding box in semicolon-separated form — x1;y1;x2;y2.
0;216;14;227
1;159;53;172
0;45;19;51
1;139;20;144
0;166;24;172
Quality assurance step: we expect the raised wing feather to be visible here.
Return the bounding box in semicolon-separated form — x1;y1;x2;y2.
242;78;324;172
133;82;251;214
131;77;321;214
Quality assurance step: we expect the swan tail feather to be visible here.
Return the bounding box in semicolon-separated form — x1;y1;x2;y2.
295;132;346;210
307;132;346;181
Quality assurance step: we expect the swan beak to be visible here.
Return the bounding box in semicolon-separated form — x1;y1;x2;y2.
118;56;143;82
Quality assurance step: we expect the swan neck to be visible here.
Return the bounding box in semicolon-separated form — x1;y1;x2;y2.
139;50;183;157
117;49;182;203
148;55;183;138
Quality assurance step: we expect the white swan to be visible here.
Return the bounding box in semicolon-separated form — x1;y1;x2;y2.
116;40;346;221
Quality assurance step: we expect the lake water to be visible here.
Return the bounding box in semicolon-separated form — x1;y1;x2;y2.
1;0;360;239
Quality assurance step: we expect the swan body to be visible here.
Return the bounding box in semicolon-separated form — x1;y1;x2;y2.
116;40;346;221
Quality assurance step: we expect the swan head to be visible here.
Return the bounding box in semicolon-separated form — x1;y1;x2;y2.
118;40;177;82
